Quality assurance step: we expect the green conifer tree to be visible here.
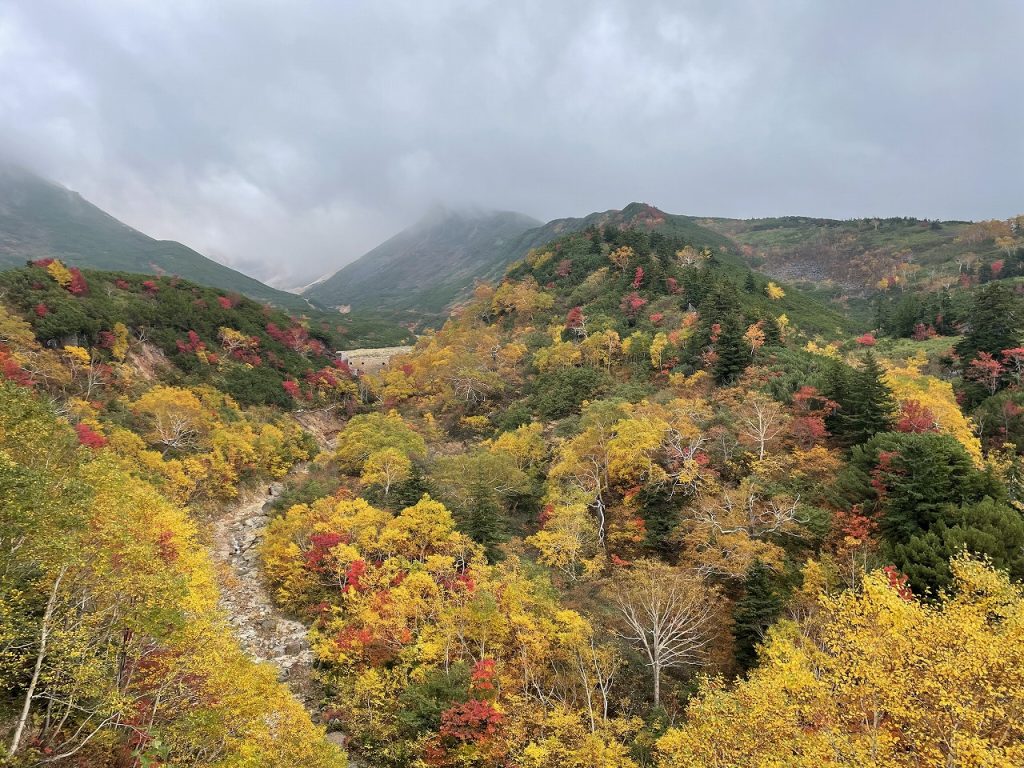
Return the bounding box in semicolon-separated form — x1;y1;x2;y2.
955;282;1022;364
839;352;896;445
733;560;783;672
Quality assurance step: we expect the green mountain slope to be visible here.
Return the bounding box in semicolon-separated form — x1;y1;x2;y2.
305;207;543;314
306;202;732;320
0;165;314;312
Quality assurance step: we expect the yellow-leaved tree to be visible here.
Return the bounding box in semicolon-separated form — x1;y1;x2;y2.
884;358;983;463
656;557;1024;767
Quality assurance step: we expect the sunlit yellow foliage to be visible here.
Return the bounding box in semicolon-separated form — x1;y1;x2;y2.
110;321;130;361
62;345;91;366
264;493;636;766
488;422;545;470
45;259;73;287
805;340;841;359
0;385;345;766
132;385;210;451
580;328;621;369
884;358;983;463
526;248;554;269
334;410;426;473
534;338;582;371
492;277;554;320
650;331;669;369
361;447;412;494
609;245;634;272
656;557;1024;768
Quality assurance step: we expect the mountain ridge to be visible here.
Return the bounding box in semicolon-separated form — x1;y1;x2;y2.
0;165;314;312
305;201;734;319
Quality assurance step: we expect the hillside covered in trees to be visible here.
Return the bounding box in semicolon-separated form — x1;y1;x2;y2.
3;214;1024;767
0;260;355;765
710;214;1024;298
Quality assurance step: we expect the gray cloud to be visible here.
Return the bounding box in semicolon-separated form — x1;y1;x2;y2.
1;0;1022;287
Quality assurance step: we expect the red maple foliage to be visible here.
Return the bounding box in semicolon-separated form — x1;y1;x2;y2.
631;266;645;289
835;507;877;545
1001;347;1024;385
565;306;585;331
870;450;899;502
75;422;107;449
67;268;88;295
896;400;937;433
882;565;913;601
157;529;179;564
343;559;367;593
790;386;838;451
470;659;497;694
0;347;32;387
439;700;503;743
912;323;935;341
176;330;206;355
620;291;647;319
968;352;1004;395
303;532;346;572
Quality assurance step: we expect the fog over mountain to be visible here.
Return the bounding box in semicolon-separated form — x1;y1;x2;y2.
1;1;1021;288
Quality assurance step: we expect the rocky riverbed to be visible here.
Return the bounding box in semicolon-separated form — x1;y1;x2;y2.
211;478;317;702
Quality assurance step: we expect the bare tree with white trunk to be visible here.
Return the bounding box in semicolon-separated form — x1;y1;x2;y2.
739;394;789;461
613;560;716;707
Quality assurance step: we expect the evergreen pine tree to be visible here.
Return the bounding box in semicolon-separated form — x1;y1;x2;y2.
955;282;1022;364
692;282;749;384
733;560;783;672
821;360;851;437
459;492;506;562
840;352;896;444
388;465;429;509
761;315;782;346
744;272;758;293
713;317;748;384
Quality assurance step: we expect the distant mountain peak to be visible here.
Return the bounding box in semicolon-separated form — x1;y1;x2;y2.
306;202;729;321
305;207;543;314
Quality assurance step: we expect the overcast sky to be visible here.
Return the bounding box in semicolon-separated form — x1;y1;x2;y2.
1;1;1022;288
